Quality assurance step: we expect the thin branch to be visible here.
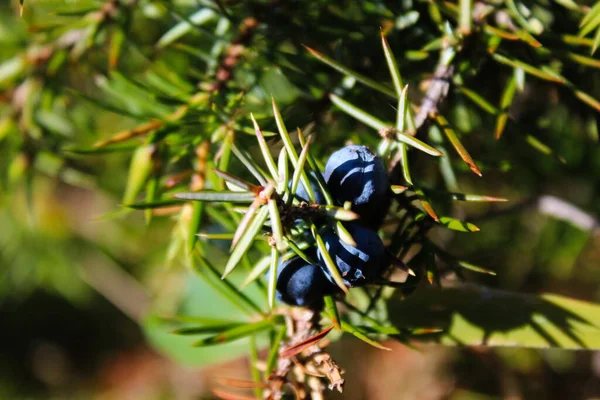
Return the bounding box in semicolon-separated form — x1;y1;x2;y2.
413;64;455;130
472;195;599;232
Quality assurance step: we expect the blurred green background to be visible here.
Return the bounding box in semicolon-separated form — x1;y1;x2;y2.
2;0;600;399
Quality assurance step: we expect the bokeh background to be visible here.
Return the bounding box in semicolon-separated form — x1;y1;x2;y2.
2;0;600;399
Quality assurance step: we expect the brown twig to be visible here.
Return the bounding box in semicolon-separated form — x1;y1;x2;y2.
205;17;259;93
388;62;455;175
472;195;600;232
413;63;455;129
265;308;344;399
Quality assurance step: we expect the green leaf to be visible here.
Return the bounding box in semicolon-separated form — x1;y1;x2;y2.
381;33;405;94
193;253;263;315
216;134;234;190
287;140;311;205
560;34;594;47
320;206;359;221
456;86;498;115
573;88;600;112
123;145;155;204
277;148;289;195
567;51;600;69
261;67;303;105
0;55;26;88
525;135;565;162
492;54;566;84
175;190;256;203
395;86;414;185
157;8;217;48
144;316;258;367
330;94;442;157
248;336;262;399
196;233;235;240
98;72;173;118
251;113;278;181
430;124;460;192
223;206;269;278
304;152;335;206
324;296;341;330
0;117;15;142
391;185;408;194
284;238;319;265
265;325;286;375
69;87;148;118
580;5;600;37
438;216;480;232
457;261;497;276
213;169;259;192
192;319;273;347
231;144;268;187
231;200;261;249
398;143;413;186
272;99;299;160
495;73;517;140
272;99;315;203
304;46;396;98
505;0;542;34
109;27;125;69
205;205;238;233
388;286;600;349
36;110;75;137
312;225;349;294
143;272;266;367
145;69;194;100
580;1;600;29
335;221;356;247
354;324;401;336
425;248;439;285
267;247;279;310
188;202;204;253
484;24;519;40
396;85;409;132
171;323;244;335
124;199;185;209
159;315;241;325
414;188;439;222
515;30;542;48
64;143;140;154
592;27;600;55
241;255;272;288
267;200;285;252
434;114;482;176
405;50;430;60
240;126;277;137
341;320;391;350
430;191;508;202
144;175;160;224
330;93;387;130
459;0;472;35
394;130;443;157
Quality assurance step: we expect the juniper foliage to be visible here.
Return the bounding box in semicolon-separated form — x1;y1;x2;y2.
2;0;600;398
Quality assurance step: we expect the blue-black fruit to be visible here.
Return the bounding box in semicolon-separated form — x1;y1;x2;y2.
323;145;389;226
289;172;326;204
275;256;333;307
317;223;386;288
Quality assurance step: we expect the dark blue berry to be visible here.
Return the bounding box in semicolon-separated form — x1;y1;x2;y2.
317;223;386;288
323;145;389;226
289;172;326;204
275;256;334;307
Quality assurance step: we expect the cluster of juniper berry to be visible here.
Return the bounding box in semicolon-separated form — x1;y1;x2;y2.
276;145;390;307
